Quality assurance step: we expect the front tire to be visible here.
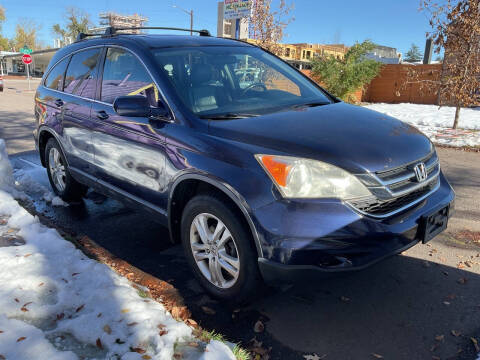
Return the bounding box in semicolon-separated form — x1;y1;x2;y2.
45;138;87;201
181;194;261;302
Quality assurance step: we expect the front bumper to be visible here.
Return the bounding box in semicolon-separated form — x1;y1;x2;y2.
253;172;455;283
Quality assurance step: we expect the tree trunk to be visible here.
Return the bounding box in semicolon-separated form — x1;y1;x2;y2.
453;105;461;129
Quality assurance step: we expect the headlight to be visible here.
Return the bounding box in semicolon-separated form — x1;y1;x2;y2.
255;154;371;199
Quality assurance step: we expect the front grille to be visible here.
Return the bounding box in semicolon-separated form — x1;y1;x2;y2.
349;151;441;217
349;182;436;216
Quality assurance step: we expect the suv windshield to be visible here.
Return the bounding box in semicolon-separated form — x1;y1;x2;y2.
153;46;332;119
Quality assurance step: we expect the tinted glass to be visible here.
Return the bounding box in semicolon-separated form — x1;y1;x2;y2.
153;46;332;117
101;48;158;105
44;57;69;91
64;48;101;98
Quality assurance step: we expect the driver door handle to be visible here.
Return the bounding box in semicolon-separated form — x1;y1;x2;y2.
54;99;64;107
96;110;109;120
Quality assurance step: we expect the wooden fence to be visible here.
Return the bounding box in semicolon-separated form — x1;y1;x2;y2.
301;64;443;104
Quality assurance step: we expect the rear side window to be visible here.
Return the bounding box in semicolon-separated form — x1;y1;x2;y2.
101;48;158;105
44;57;69;91
64;48;101;99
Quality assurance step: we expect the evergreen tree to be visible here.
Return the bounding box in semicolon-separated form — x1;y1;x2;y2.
404;43;423;62
311;40;383;103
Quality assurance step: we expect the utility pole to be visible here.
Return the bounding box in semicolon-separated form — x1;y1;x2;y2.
172;5;194;35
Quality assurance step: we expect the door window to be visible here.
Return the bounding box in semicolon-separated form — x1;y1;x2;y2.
101;48;159;106
44;57;69;91
64;48;101;99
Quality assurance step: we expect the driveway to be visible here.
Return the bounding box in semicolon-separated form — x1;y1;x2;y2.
2;79;480;359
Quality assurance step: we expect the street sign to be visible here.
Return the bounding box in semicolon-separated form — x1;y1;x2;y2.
20;46;33;54
224;0;252;19
22;54;32;65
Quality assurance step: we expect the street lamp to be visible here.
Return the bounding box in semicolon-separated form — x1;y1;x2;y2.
172;5;193;35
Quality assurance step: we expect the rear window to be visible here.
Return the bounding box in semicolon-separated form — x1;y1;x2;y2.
64;48;101;99
44;57;69;91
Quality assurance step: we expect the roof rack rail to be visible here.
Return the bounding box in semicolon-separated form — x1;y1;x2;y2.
76;32;103;42
105;26;211;37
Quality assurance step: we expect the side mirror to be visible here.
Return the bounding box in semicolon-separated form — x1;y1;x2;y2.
113;96;170;119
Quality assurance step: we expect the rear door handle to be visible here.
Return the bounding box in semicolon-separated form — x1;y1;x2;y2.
96;110;109;120
54;99;64;107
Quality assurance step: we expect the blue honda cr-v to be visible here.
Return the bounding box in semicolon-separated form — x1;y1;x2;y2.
34;27;454;301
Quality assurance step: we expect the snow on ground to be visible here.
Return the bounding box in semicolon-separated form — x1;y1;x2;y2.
0;138;235;360
364;103;480;147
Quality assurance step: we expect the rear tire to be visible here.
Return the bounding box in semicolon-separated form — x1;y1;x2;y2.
181;194;261;302
45;138;87;202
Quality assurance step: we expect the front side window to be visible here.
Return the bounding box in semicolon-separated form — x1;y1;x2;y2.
101;48;159;105
44;57;69;91
64;48;101;98
153;46;332;118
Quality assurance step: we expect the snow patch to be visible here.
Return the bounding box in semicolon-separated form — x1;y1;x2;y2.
0;141;234;360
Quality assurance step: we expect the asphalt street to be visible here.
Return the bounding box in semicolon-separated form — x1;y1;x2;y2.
2;79;480;359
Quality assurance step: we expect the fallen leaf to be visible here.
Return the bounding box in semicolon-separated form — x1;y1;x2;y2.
201;306;216;315
188;342;199;347
340;296;351;302
303;354;326;360
159;329;168;336
435;335;444;341
14;298;19;303
56;313;64;320
131;347;146;354
185;319;197;327
97;313;102;318
72;273;80;276
451;330;461;337
76;304;85;313
254;320;265;333
471;337;480;352
127;322;138;327
38;282;44;287
142;356;152;360
23;253;32;258
103;325;112;334
121;309;130;313
371;353;383;359
96;338;103;349
465;261;473;268
17;337;26;342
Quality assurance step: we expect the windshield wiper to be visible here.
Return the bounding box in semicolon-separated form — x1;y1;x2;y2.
290;101;331;109
199;113;259;120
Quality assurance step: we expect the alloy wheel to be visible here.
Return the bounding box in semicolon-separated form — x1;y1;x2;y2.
48;147;66;192
189;212;240;289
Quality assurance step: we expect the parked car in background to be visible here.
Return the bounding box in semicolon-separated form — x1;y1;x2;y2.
34;27;455;301
0;76;3;92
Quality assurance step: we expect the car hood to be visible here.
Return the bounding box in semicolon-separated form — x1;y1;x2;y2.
207;102;432;173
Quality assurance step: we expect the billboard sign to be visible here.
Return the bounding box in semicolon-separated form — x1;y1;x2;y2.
224;0;252;20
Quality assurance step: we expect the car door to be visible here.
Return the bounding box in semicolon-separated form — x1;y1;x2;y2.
61;47;103;174
91;46;170;212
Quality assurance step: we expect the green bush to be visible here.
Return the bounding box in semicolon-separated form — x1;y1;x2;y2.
311;40;383;103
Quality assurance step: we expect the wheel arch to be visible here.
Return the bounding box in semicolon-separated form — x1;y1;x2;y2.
38;127;68;168
168;173;263;258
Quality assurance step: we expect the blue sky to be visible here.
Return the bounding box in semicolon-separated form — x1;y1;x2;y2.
0;0;435;56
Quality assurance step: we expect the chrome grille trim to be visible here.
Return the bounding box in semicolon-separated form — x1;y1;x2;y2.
350;151;441;217
346;180;440;219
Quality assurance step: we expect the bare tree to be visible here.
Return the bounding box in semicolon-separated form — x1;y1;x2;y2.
247;0;294;56
53;7;92;46
12;18;40;51
419;0;480;129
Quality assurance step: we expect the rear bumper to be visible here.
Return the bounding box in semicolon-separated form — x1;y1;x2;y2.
253;172;455;283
